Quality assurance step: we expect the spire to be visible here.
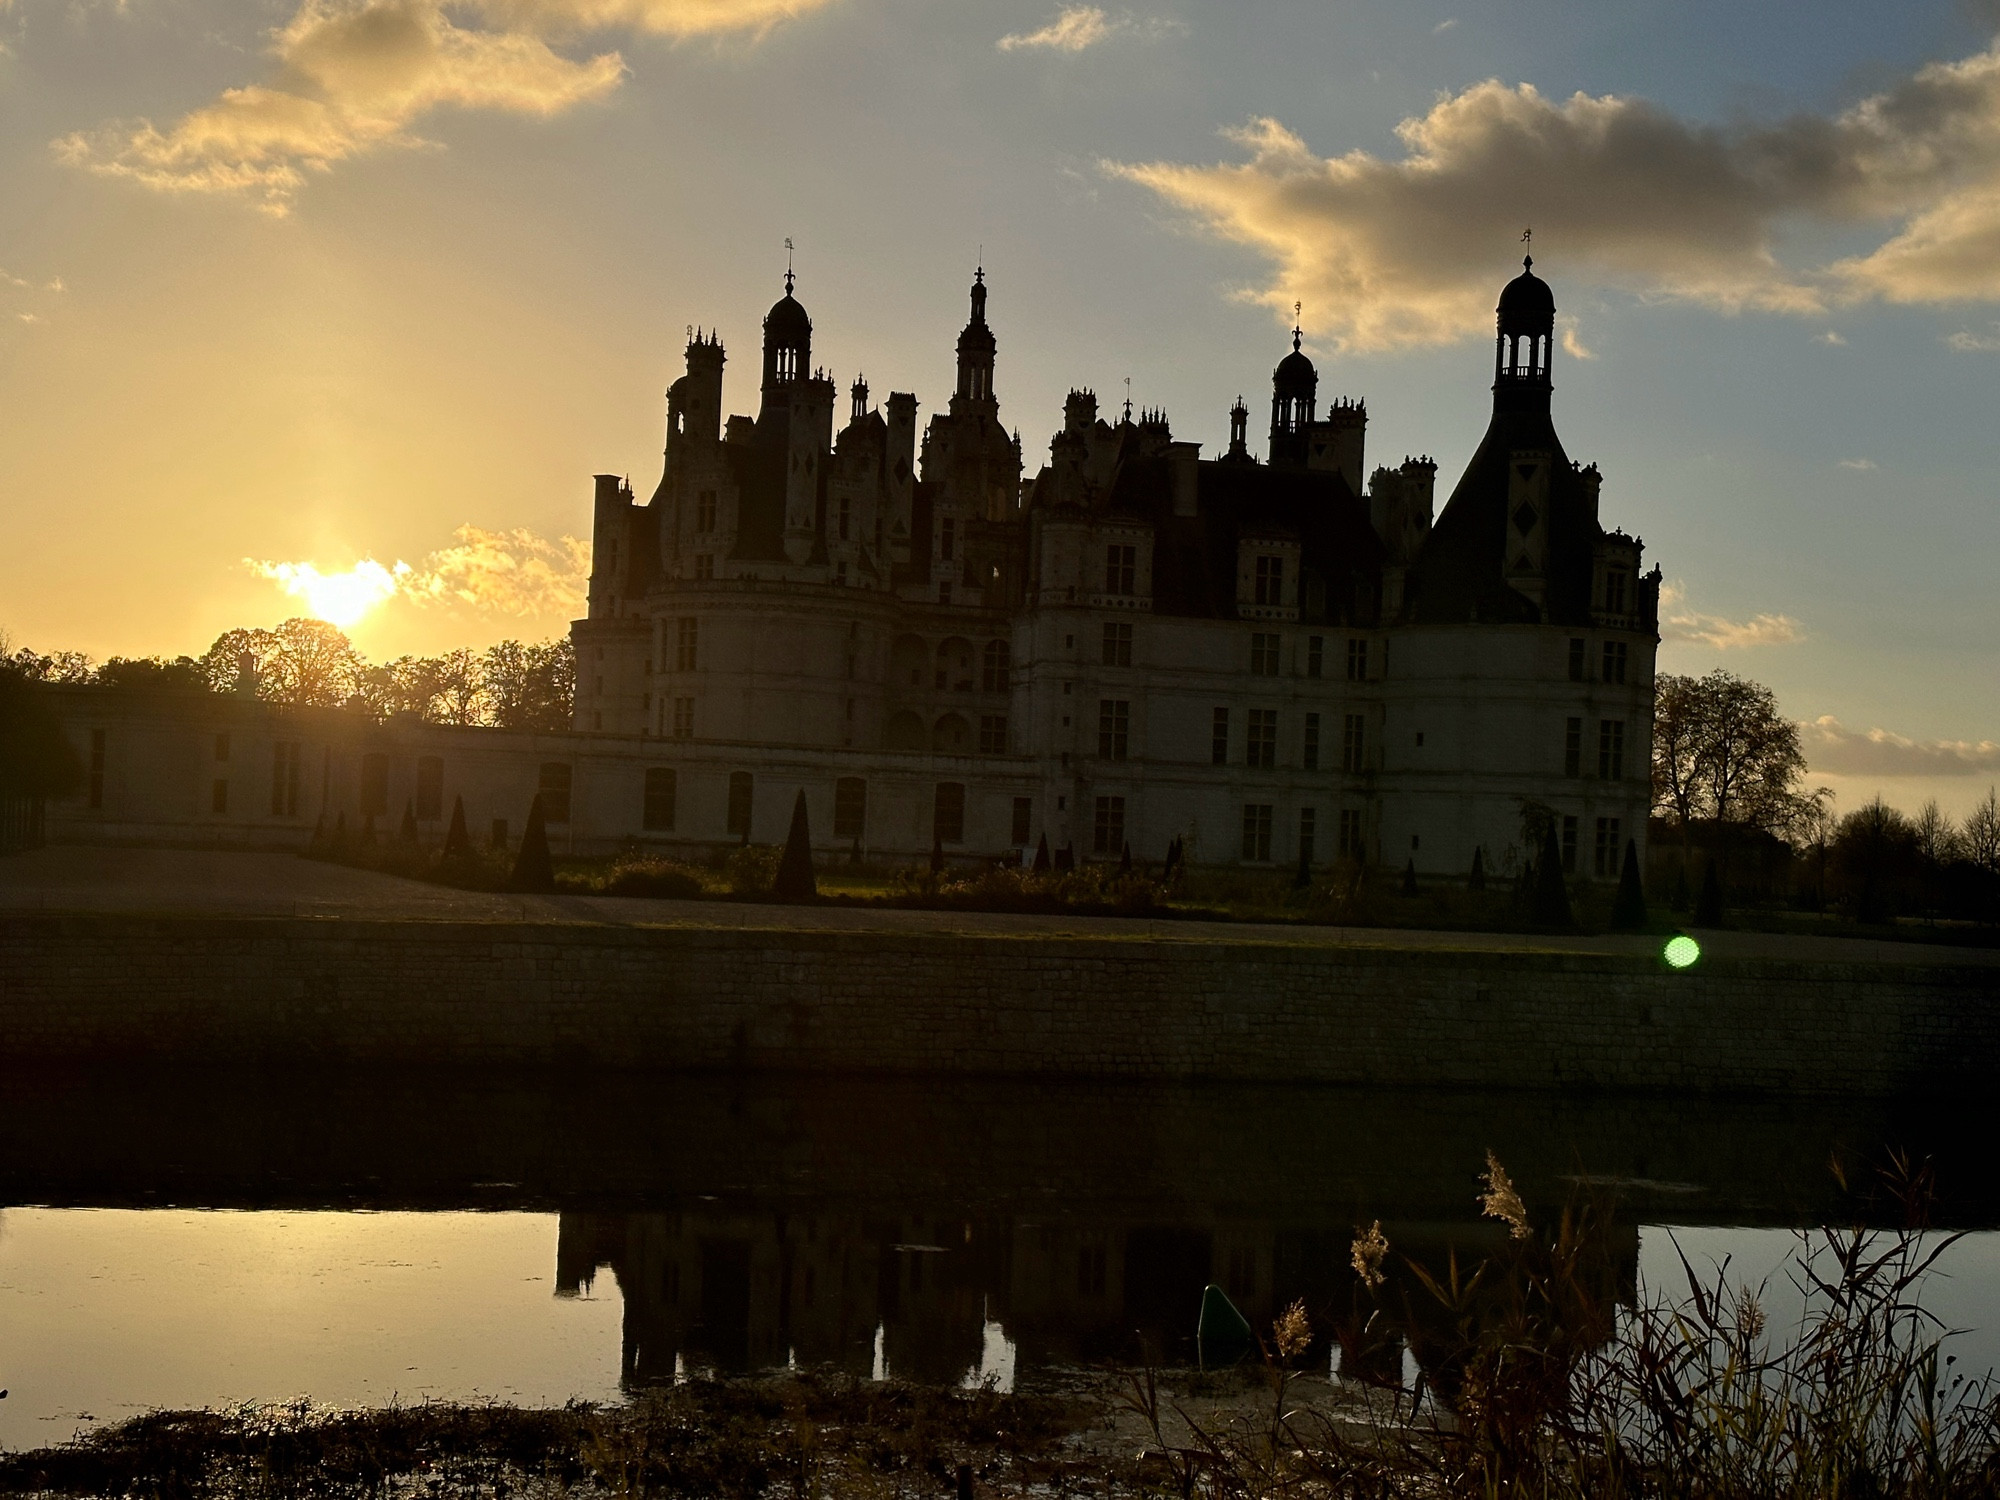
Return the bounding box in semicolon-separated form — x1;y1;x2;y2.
954;265;997;411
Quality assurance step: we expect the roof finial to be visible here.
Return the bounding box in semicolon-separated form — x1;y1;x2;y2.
784;236;795;295
976;243;984;284
1292;300;1303;352
1521;226;1532;270
1123;376;1133;422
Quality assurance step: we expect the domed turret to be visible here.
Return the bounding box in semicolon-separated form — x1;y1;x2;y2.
1269;321;1317;466
762;269;812;392
1494;254;1554;413
953;267;997;412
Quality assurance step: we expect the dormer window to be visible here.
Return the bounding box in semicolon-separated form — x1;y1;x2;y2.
1253;555;1284;607
696;490;716;532
1605;566;1628;614
1105;544;1137;595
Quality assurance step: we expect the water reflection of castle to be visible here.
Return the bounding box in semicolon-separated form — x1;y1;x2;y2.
556;1205;1639;1387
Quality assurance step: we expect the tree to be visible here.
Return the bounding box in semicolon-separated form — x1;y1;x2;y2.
773;789;817;901
0;668;84;798
198;619;361;706
1651;670;1818;841
480;639;575;730
94;656;206;690
1964;788;2000;877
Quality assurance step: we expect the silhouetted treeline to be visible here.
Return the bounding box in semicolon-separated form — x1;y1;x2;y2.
2;619;575;732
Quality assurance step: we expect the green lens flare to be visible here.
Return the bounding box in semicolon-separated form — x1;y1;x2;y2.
1664;935;1702;969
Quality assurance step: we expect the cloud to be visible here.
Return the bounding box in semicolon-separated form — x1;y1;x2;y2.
1432;18;1456;34
1557;314;1593;359
250;524;590;625
1838;456;1877;469
57;0;829;213
1947;320;2000;348
997;5;1182;52
1106;41;2000;350
1817;329;1847;344
1803;715;2000;776
1658;580;1806;650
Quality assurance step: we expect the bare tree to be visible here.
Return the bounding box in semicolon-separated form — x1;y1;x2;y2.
1963;787;2000;876
1651;669;1818;840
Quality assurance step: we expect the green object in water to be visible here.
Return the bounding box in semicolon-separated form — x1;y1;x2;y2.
1197;1283;1254;1363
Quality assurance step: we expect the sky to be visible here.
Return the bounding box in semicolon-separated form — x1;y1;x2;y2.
2;0;1997;813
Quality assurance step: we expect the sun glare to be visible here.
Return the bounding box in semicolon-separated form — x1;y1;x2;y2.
251;558;406;628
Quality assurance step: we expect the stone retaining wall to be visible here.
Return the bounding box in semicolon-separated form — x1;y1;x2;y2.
2;914;1995;1094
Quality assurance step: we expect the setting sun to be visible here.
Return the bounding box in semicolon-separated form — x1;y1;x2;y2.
250;559;405;629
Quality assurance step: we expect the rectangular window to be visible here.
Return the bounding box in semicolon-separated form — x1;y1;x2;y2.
1101;621;1132;667
1253;554;1284;606
934;781;965;844
88;728;105;809
1241;803;1274;862
1565;717;1583;778
1250;633;1280;675
1346;638;1369;681
982;639;1011;692
696;489;717;531
1602;640;1629;685
672;697;695;739
940;517;957;563
1307;636;1323;678
415;755;443;820
1605;567;1628;614
1338;808;1364;860
1594;816;1622;878
1105;543;1137;595
694;555;714;580
834;777;867;841
1568;638;1586;682
727;771;754;837
359;753;389;817
1211;707;1230;766
1097;699;1130;761
643;767;676;831
1093;795;1126;857
1562;814;1579;873
539;762;572;824
938;581;953;605
1599;719;1626;781
214;732;230;762
1302;712;1321;771
1341;714;1366;773
211;778;229;814
270;742;301;817
1247;708;1277;769
979;714;1009;755
1010;796;1032;847
1077;1244;1106;1297
675;618;699;671
1298;806;1317;868
837;495;852;542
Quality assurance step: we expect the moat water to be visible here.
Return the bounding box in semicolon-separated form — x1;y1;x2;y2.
3;1069;1998;1451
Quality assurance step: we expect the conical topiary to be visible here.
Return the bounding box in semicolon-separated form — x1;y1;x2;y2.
1670;864;1691;912
930;832;946;877
1695;856;1724;927
508;793;556;893
330;811;348;856
850;835;862;866
1119;840;1132;874
441;795;471;859
1402;857;1420;897
1468;846;1485;891
358;813;376;848
1294;840;1312;888
1531;822;1574;929
1032;833;1051;873
308;812;327;857
1196;1283;1255;1368
773;789;817;902
399;800;418;844
1611;838;1648;930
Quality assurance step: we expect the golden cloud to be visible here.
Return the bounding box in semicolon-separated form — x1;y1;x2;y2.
250;525;591;625
1803;716;2000;777
57;0;830;213
1658;581;1806;652
997;6;1179;53
1108;41;2000;350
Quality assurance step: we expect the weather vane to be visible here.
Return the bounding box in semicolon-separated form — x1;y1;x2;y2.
1123;376;1133;422
784;236;795;294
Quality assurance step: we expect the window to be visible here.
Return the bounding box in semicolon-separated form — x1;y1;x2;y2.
1346;638;1369;682
637;767;676;831
1253;554;1284;606
1568;638;1586;682
1599;719;1626;781
936;516;956;564
1564;717;1583;777
982;639;1011;692
1211;708;1230;765
980;714;1009;755
1602;640;1629;685
1101;621;1132;667
938;581;953;605
539;762;572;824
271;742;301;817
88;728;105;809
1338;808;1364;860
1341;714;1366;773
415;756;443;820
727;771;754;836
1077;1244;1106;1297
675;618;699;671
1303;713;1321;771
1093;795;1126;856
1247;709;1277;768
696;489;716;531
1011;796;1032;846
1105;543;1137;595
1307;636;1324;678
1562;814;1579;873
1250;633;1280;675
672;697;695;739
211;778;229;814
694;555;714;580
934;781;965;844
214;732;230;762
360;753;389;817
1605;567;1628;614
1098;699;1130;761
1241;803;1274;862
836;780;868;840
1595;816;1622;878
837;495;852;541
1299;806;1317;867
